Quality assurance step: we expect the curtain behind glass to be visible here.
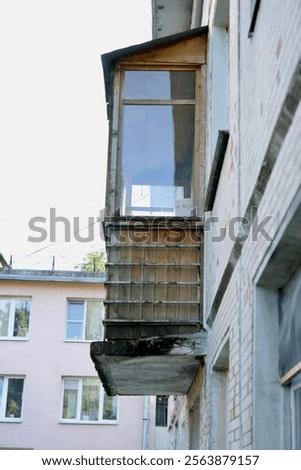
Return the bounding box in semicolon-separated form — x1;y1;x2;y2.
62;379;78;419
0;299;10;336
5;378;24;418
85;301;103;341
13;300;31;337
103;394;118;420
81;378;100;421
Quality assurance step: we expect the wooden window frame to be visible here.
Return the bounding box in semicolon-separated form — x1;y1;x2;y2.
111;64;204;217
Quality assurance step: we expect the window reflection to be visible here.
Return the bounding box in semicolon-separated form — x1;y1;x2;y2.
124;71;195;100
121;105;194;215
121;70;196;216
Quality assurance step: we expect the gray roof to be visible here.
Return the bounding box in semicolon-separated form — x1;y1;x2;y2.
0;269;105;283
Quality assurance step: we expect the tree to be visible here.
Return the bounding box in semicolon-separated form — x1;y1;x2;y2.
75;250;106;272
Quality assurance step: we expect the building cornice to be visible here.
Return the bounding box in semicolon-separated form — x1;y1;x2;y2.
0;269;105;283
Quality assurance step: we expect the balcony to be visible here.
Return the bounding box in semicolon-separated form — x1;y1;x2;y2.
91;332;207;396
90;28;208;396
90;217;207;396
104;216;203;340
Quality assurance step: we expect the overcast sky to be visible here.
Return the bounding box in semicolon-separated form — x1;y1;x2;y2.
0;0;151;270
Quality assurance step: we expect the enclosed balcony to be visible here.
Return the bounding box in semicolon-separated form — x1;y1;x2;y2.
90;28;208;396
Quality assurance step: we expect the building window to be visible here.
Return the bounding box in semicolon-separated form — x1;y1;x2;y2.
155;395;168;427
254;205;301;449
61;377;118;423
65;300;104;341
119;69;199;216
279;264;301;448
279;264;301;383
0;376;25;421
0;298;31;339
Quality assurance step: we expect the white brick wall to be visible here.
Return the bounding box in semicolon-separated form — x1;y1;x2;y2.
185;0;301;450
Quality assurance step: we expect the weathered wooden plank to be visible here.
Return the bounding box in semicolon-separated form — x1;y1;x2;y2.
105;224;202;337
119;36;206;66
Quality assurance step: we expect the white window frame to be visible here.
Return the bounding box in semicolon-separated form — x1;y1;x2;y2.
0;376;25;422
60;377;118;424
65;299;104;342
0;297;31;340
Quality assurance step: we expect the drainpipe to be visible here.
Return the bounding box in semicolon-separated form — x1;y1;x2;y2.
142;396;150;450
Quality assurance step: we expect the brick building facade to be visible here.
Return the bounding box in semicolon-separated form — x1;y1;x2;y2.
92;0;301;449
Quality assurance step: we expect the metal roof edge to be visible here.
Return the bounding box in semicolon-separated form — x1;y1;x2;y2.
0;269;106;283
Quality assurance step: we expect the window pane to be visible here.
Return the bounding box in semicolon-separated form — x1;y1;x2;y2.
85;301;103;341
5;378;24;418
68;302;84;321
102;394;118;420
62;379;78;419
13;300;31;338
124;71;195;100
81;378;100;421
0;299;10;337
155;396;168;427
66;323;83;340
121;105;194;216
66;302;84;340
279;265;301;377
170;71;196;99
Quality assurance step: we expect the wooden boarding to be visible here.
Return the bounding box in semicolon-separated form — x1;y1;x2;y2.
119;36;206;67
104;218;203;340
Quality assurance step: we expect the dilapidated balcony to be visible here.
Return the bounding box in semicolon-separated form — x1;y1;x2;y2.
90;28;208;396
104;216;203;340
91;331;207;396
90;217;207;396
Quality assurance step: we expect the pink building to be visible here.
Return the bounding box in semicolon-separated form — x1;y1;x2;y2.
0;268;147;449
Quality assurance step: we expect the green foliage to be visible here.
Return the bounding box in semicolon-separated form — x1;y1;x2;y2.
7;399;20;417
74;250;106;272
14;301;30;337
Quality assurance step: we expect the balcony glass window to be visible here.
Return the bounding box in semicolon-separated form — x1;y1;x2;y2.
120;70;197;216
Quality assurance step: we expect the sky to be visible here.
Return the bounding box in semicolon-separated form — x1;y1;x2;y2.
0;0;152;270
